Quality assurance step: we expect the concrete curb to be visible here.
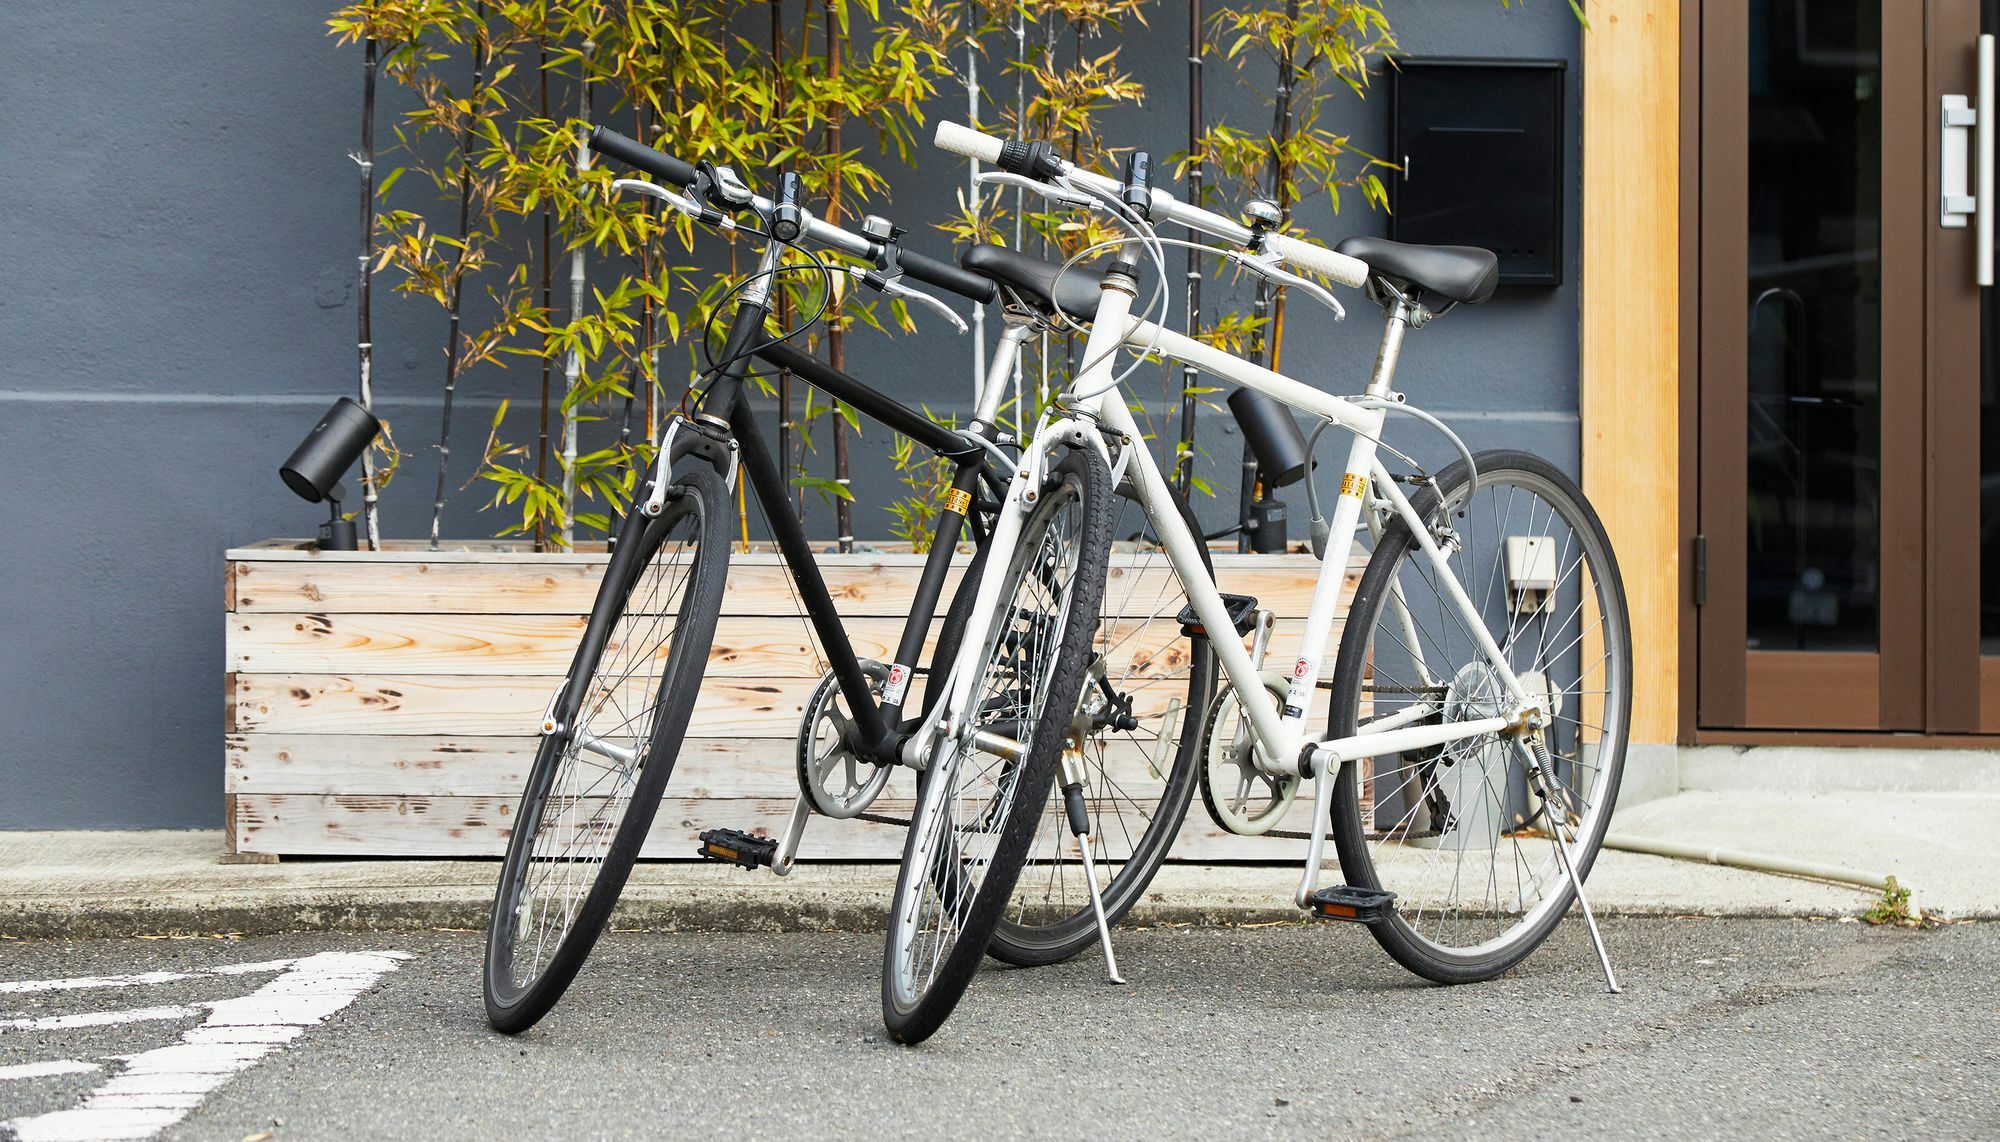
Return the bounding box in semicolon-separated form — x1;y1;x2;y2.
6;821;1988;942
0;888;1906;943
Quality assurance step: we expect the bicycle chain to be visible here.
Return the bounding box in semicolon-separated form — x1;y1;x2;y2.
857;811;913;829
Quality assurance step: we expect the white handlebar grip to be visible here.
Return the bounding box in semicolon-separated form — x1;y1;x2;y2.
933;120;1004;164
1268;234;1371;290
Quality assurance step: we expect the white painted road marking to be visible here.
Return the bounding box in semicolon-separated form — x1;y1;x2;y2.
0;960;298;995
0;1005;202;1031
0;1061;102;1081
0;951;408;1142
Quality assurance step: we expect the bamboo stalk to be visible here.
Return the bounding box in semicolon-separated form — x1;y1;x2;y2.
1061;17;1081;378
429;1;490;552
1010;7;1027;429
956;32;980;402
1173;0;1204;495
1249;0;1298;374
535;34;553;553
616;101;648;463
357;33;382;550
770;0;799;520
560;39;593;549
822;0;852;553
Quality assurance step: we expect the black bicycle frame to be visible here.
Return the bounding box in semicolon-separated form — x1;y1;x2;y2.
689;298;995;764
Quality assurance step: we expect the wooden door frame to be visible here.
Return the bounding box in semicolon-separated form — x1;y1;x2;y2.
1930;0;1986;733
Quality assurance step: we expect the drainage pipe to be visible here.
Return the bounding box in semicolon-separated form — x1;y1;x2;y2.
1601;832;1920;917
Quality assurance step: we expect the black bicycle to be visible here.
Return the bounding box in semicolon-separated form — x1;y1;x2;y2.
483;126;1131;1039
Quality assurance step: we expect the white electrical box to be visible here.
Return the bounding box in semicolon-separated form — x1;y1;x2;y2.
1505;535;1558;615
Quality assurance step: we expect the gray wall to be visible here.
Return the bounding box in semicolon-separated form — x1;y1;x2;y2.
0;1;1579;828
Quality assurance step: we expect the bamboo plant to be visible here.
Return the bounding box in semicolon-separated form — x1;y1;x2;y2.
329;0;1423;548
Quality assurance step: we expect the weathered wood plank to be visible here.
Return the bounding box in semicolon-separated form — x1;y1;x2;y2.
225;612;1332;678
231;674;811;737
227;791;1332;860
226;663;1320;740
229;552;1360;615
224;712;1302;799
227;735;808;798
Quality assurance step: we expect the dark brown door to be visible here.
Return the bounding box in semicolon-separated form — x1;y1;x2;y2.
1699;0;1924;730
1932;0;2000;731
1698;0;1994;734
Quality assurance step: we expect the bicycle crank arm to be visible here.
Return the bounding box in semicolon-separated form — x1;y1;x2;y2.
769;794;813;877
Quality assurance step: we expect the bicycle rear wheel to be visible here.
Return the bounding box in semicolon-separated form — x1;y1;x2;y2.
484;465;730;1032
881;445;1112;1043
985;475;1215;966
1326;450;1630;983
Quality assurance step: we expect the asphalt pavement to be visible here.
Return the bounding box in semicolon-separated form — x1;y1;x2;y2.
1;919;1993;1140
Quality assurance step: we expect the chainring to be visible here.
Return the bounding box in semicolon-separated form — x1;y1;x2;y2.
795;661;894;819
1198;674;1302;837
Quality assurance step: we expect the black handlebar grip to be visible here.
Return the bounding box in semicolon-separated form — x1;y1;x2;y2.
586;125;697;188
898;248;998;304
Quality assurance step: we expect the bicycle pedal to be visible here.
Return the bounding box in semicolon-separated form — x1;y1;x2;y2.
696;828;777;869
1306;885;1397;924
1177;593;1260;638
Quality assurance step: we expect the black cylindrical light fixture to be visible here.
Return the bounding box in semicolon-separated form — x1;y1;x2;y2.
1226;387;1310;488
281;397;381;503
281;397;381;551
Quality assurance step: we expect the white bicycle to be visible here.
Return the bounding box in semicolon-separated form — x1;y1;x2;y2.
905;121;1634;1001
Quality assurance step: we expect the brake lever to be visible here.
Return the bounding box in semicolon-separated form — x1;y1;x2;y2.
847;268;968;334
975;170;1099;210
1232;250;1346;322
612;177;739;231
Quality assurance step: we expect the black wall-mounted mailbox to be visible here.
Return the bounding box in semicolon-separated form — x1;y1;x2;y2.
1388;57;1567;287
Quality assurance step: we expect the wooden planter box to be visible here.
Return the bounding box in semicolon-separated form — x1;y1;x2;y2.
224;540;1357;859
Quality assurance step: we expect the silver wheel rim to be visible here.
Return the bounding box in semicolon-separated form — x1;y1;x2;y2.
889;477;1089;1009
1007;495;1206;933
1350;467;1628;959
502;511;705;994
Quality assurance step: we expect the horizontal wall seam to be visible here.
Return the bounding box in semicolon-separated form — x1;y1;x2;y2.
0;391;1579;422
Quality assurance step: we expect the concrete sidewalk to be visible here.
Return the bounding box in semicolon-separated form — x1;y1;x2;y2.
4;787;1993;938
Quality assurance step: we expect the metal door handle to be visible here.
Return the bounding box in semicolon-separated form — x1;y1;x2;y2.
1982;34;1993;287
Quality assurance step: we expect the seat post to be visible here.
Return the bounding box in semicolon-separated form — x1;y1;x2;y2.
1365;295;1419;398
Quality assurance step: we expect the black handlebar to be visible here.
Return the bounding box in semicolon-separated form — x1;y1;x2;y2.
587;125;697;187
585;124;997;305
897;248;997;305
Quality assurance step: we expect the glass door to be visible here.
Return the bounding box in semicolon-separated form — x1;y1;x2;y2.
1697;0;1929;730
1699;0;2000;736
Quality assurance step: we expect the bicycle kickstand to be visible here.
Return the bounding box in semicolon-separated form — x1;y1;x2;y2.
1523;733;1622;995
1060;746;1125;985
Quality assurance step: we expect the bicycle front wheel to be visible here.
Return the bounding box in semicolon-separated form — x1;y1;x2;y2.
882;445;1112;1043
1326;450;1631;983
484;464;730;1032
986;475;1216;966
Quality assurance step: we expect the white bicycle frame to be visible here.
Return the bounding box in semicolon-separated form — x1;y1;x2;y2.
905;263;1540;912
1081;282;1544;908
916;121;1621;993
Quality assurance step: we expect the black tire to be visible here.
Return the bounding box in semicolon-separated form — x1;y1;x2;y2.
484;464;731;1032
881;445;1113;1043
982;475;1216;966
1326;450;1631;984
